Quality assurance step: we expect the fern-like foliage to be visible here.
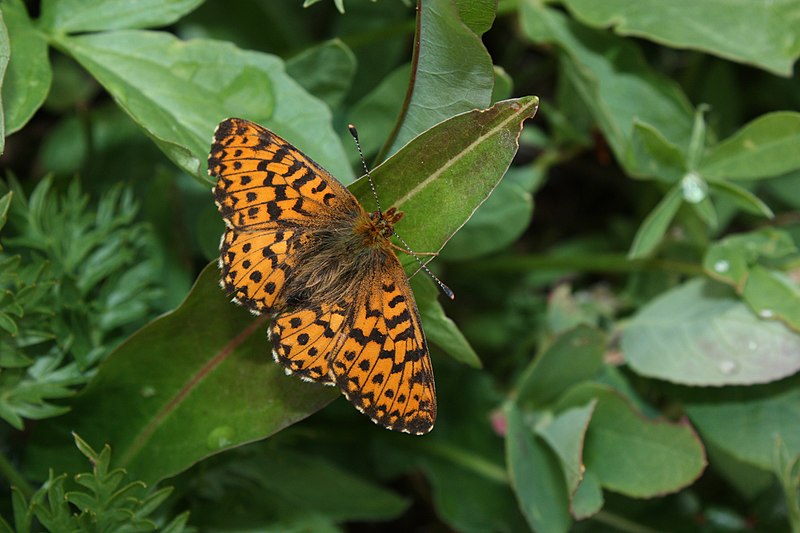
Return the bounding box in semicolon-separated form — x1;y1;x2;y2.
0;177;163;428
0;434;190;533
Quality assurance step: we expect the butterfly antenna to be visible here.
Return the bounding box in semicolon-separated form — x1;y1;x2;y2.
348;124;454;300
348;124;382;215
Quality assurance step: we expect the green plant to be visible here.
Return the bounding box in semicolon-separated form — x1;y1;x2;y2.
0;0;799;531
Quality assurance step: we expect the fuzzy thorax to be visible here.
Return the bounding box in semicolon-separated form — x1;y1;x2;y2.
280;207;403;310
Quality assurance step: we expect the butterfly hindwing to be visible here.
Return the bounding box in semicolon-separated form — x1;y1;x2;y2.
329;255;436;435
270;303;349;384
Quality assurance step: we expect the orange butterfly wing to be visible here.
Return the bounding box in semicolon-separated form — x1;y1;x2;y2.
210;118;358;315
330;256;436;435
269;303;348;384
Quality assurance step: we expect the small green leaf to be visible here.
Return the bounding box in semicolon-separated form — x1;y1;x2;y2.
743;265;800;331
703;227;796;288
285;39;356;110
506;403;572;533
622;278;800;385
453;0;497;36
560;0;800;76
516;325;606;408
628;120;687;182
627;184;682;258
708;179;775;218
39;0;204;32
557;383;707;498
571;470;604;519
0;0;52;135
700;112;800;181
537;400;597;496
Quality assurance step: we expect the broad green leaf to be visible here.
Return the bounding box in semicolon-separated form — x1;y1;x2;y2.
684;374;800;471
700;112;800;180
27;263;339;483
491;65;513;103
516;325;605;408
622;278;800;386
519;1;694;176
558;383;707;498
39;0;204;32
0;191;11;232
0;0;52;136
55;30;353;182
352;96;540;256
382;0;494;158
285;39;356;110
27;97;538;484
412;276;481;368
440;168;533;260
506;403;572;533
743;265;800;331
561;0;800;77
537;400;596;496
627;184;682;258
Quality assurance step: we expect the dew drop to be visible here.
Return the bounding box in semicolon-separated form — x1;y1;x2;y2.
759;309;775;318
719;360;738;375
748;341;758;351
207;426;235;449
713;260;730;273
681;172;707;204
140;385;156;398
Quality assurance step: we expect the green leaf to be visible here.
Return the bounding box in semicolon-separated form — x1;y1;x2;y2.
285;38;357;110
412;276;481;368
742;265;800;331
0;0;52;135
39;0;204;32
505;403;572;533
627;184;682;258
558;383;707;498
382;0;494;158
703;228;796;289
629;120;687;182
56;30;353;182
622;278;800;386
0;10;8;155
537;400;597;496
0;191;11;234
353;97;540;256
561;0;800;76
453;0;497;36
519;1;694;176
708;179;775;218
700;112;800;181
516;325;606;408
440;165;534;261
683;374;800;471
570;470;603;520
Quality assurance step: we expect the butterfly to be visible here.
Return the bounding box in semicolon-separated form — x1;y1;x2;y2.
209;117;440;434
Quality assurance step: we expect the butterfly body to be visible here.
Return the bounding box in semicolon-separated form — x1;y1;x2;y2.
209;118;436;434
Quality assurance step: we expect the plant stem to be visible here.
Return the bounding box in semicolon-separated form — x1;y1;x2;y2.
466;253;705;277
593;510;663;533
